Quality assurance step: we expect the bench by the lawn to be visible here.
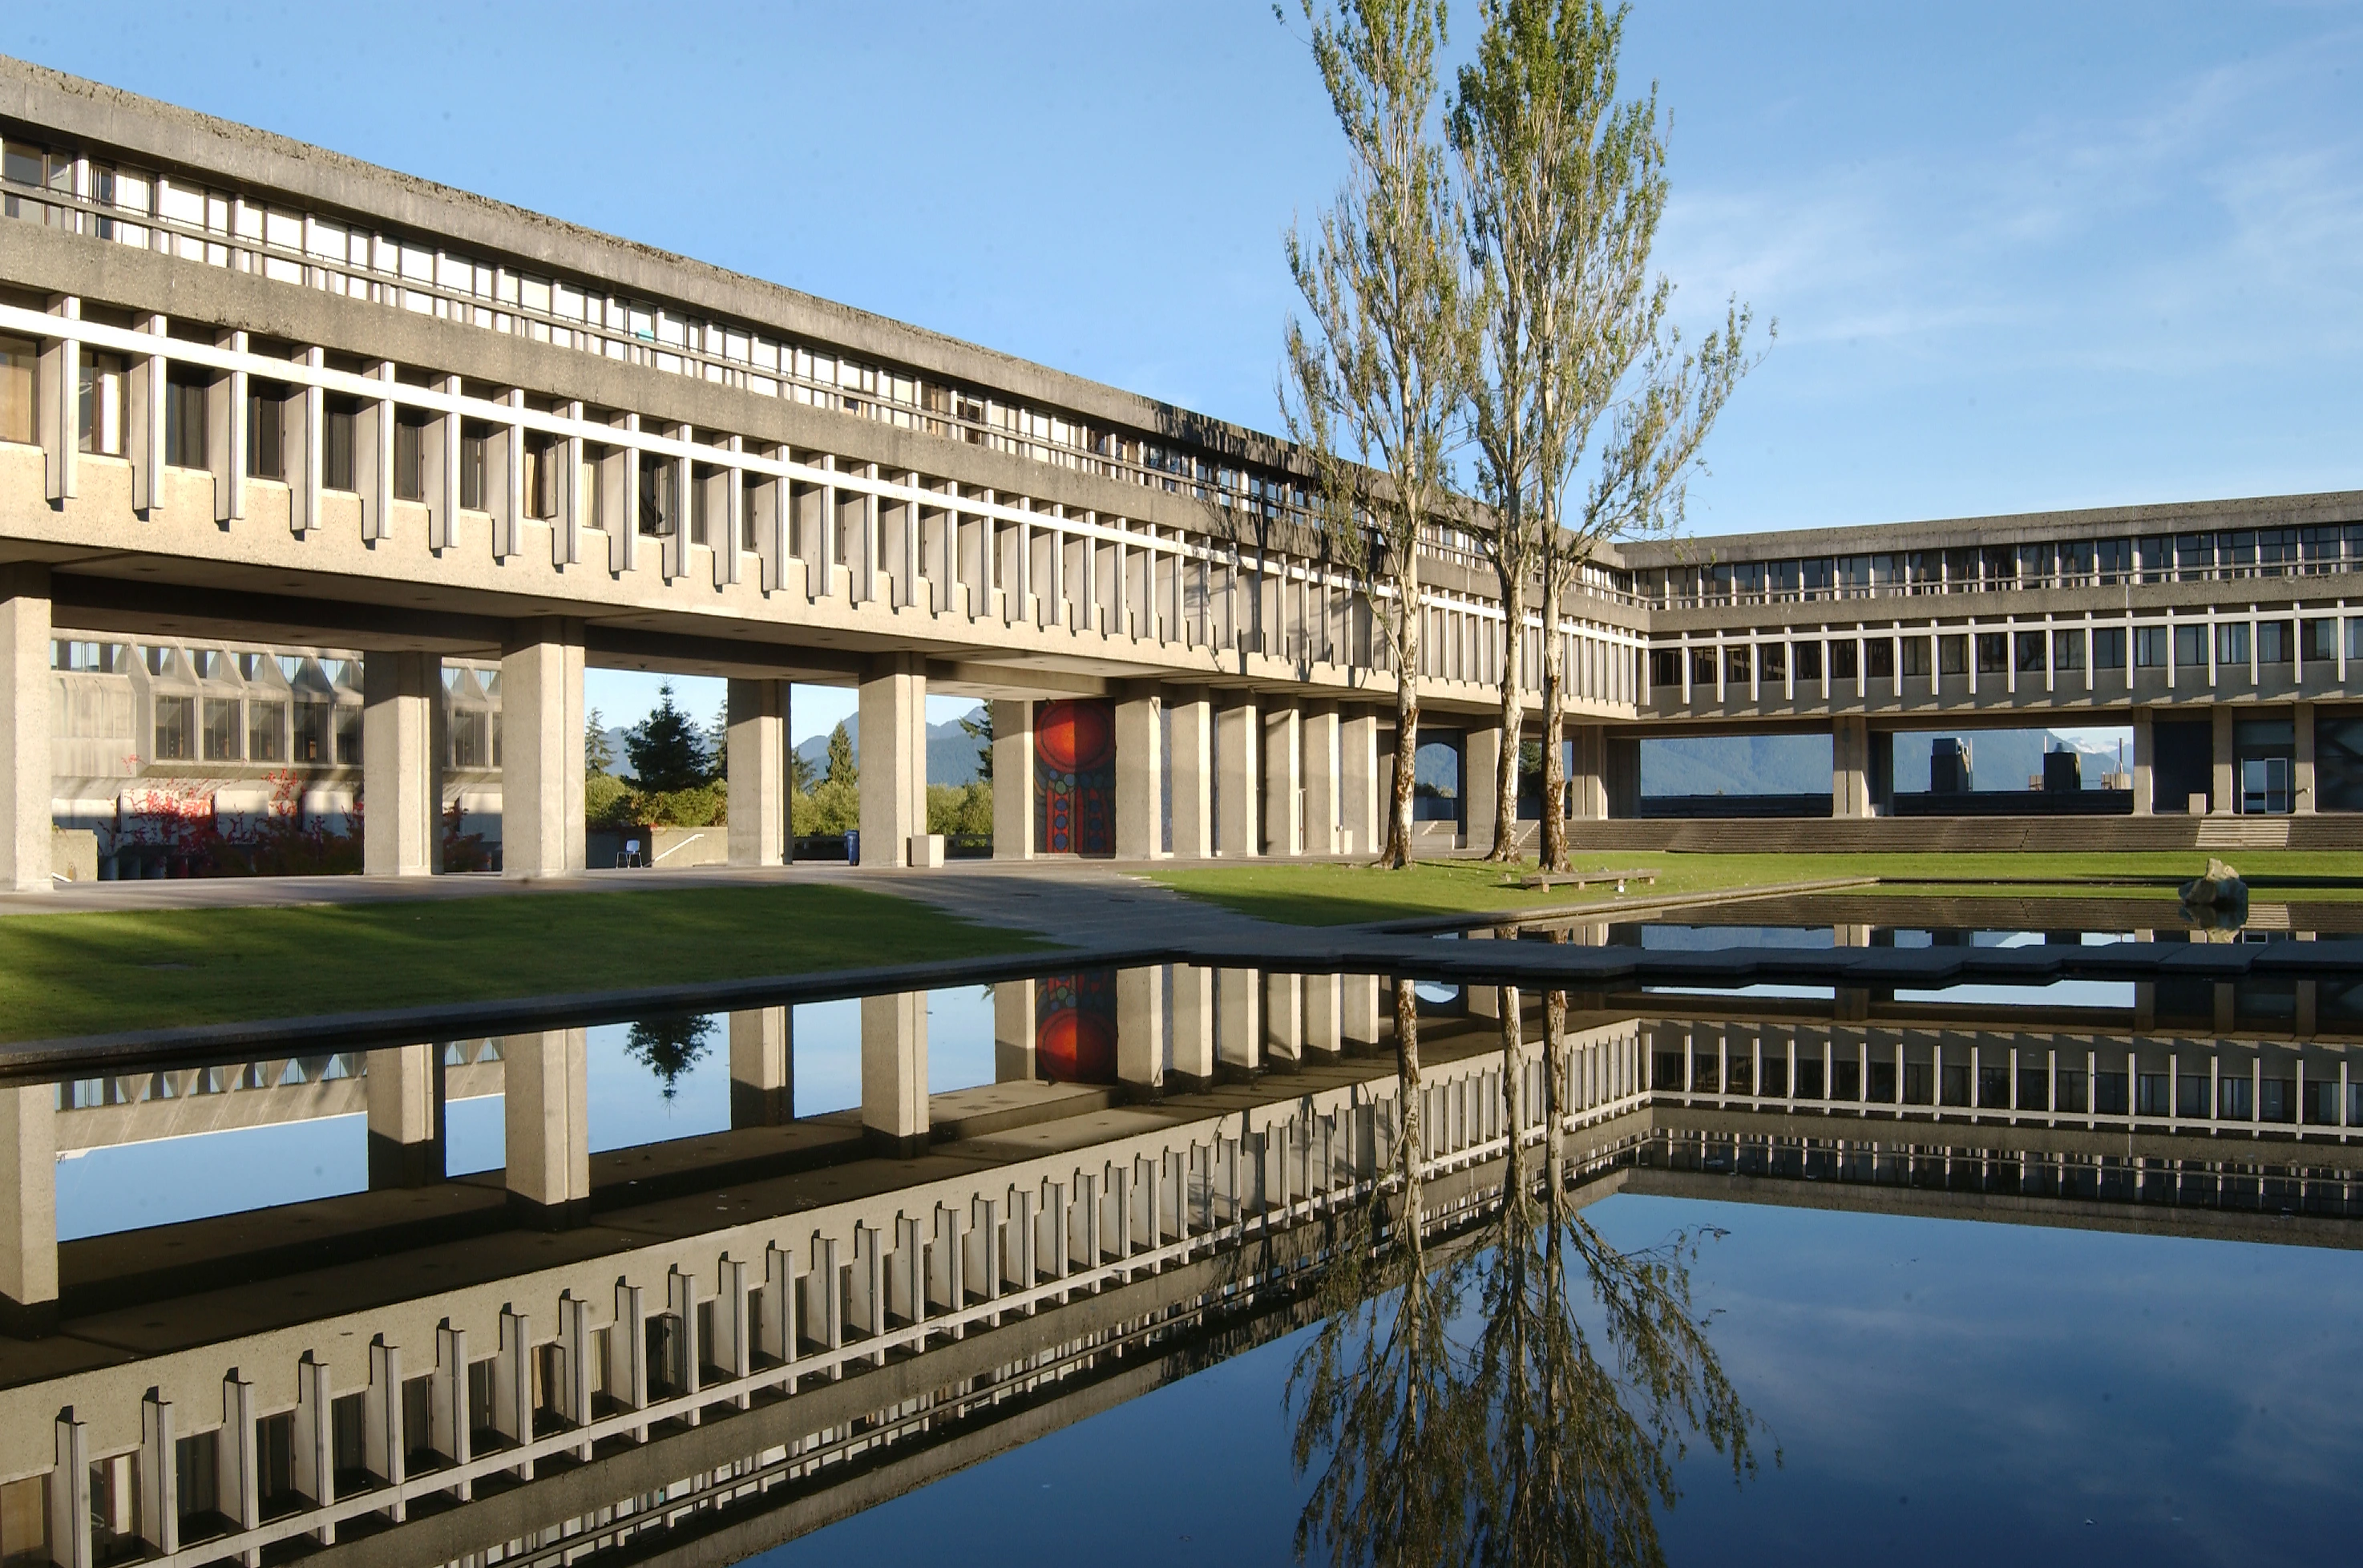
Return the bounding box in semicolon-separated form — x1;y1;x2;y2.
1513;867;1659;892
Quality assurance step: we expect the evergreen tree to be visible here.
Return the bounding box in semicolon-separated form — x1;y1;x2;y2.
959;705;995;781
624;1014;714;1101
707;701;729;781
625;681;713;793
824;721;857;786
584;708;616;775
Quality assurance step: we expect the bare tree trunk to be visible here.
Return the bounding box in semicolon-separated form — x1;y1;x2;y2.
1499;984;1526;1200
1538;544;1570;872
1485;563;1525;862
1384;556;1424;869
1394;976;1425;1260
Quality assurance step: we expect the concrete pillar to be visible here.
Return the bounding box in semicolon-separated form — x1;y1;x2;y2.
858;654;927;867
1342;975;1383;1052
2296;700;2317;814
1264;704;1303;857
1568;723;1606;821
992;699;1034;860
726;678;790;867
2131;707;2155;815
728;1006;791;1126
1464;725;1505;851
503;1029;589;1226
994;980;1036;1081
1215;697;1259;856
1833;715;1870;818
861;991;929;1155
1339;709;1380;857
1216;968;1261;1074
499;620;585;879
1169;689;1214;859
365;1044;442;1189
1117;966;1163;1091
1170;965;1216;1089
1304;973;1343;1057
1303;705;1341;855
2211;705;2234;814
1264;973;1304;1066
1605;733;1642;818
1115;689;1162;860
0;1085;57;1336
0;565;50;893
363;651;442;876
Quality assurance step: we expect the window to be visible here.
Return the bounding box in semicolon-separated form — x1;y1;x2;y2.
2136;535;2173;583
2014;631;2046;673
1725;645;1751;685
2096;538;2132;582
293;699;331;762
639;456;676;536
164;371;209;469
1939;634;1967;675
2094;626;2127;670
1901;636;1930;678
2175;533;2214;578
200;698;240;762
78;351;126;456
153;695;194;761
247;699;285;762
2174;624;2205;671
2257;620;2292;665
2052;628;2084;671
50;640;119;673
1865;637;1895;680
1794;641;1823;681
450;708;489;769
1761;641;1787;682
1976;632;2008;674
1829;640;1858;681
246;383;286;480
2217;621;2250;666
2303;618;2336;662
1648;649;1682;689
1979;545;2014;585
741;472;761;550
524;431;559;519
324;396;357;491
2134;626;2167;668
394;410;430;501
0;332;32;444
335;705;361;766
458;422;490;511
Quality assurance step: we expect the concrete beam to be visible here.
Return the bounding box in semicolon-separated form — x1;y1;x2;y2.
992;699;1034;860
1169;689;1214;859
1263;703;1303;858
857;654;927;869
1215;697;1258;858
0;564;50;894
726;678;789;867
1115;690;1162;860
502;620;585;879
362;650;441;877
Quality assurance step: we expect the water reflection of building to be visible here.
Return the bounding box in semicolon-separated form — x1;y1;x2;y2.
2;970;2360;1567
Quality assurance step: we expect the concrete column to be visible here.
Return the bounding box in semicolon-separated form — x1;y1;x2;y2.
1117;966;1163;1091
1217;968;1261;1074
499;621;585;879
726;677;790;866
1264;973;1304;1066
1342;975;1383;1052
2296;700;2317;814
363;651;442;876
0;1085;58;1336
1169;689;1214;859
1304;973;1343;1057
994;980;1036;1081
1215;697;1259;857
1464;725;1505;851
991;698;1033;860
1170;965;1216;1089
503;1028;589;1227
1832;715;1870;818
729;1006;791;1126
1339;709;1380;858
365;1044;442;1190
861;992;929;1155
1303;705;1341;855
2131;707;2155;815
1263;704;1303;857
1115;689;1163;860
0;565;51;893
857;654;927;868
1568;724;1606;821
2211;705;2234;814
1605;733;1642;818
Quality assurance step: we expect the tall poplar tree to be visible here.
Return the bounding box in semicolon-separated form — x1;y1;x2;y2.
1283;0;1476;870
1454;0;1761;869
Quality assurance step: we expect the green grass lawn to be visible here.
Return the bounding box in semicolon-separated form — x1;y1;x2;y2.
0;885;1049;1044
1147;850;2363;927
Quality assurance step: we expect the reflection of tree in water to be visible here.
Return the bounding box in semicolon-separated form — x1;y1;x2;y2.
1291;979;1766;1567
625;1014;715;1100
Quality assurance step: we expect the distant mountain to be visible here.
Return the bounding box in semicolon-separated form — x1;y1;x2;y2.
794;706;990;786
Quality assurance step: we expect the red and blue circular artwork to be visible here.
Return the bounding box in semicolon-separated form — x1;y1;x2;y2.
1033;699;1117;855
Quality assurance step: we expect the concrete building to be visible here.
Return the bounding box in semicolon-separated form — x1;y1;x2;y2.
4;58;2363;892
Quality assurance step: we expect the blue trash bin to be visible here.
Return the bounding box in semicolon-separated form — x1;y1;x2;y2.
844;830;860;866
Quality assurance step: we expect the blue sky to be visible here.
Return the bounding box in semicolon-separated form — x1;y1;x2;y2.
11;2;2357;734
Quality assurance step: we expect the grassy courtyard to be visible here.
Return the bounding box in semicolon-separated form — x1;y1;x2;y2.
1147;850;2363;927
0;884;1048;1045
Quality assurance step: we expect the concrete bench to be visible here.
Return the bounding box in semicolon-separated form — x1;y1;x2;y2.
1513;867;1658;892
